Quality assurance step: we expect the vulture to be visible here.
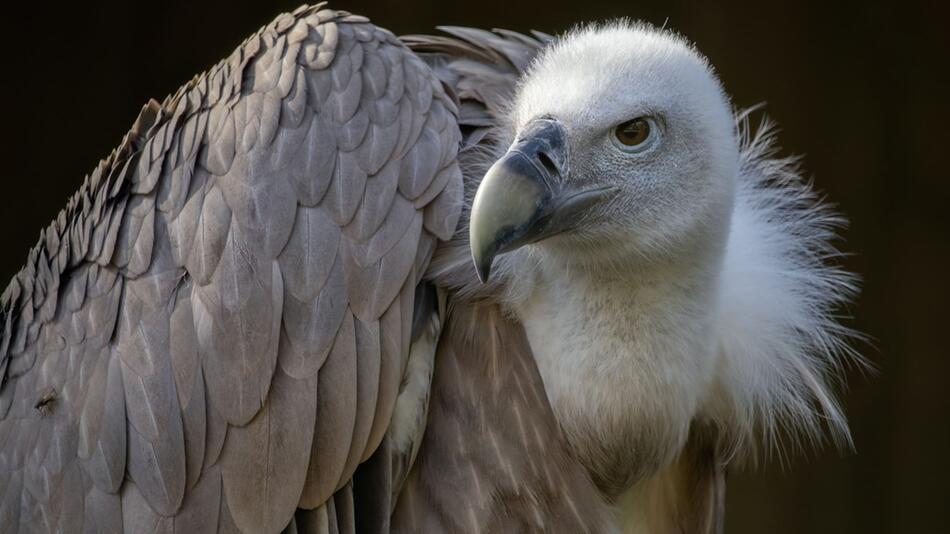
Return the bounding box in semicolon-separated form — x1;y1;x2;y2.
0;4;860;533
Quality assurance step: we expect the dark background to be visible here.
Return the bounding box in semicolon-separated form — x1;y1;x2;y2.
2;1;947;532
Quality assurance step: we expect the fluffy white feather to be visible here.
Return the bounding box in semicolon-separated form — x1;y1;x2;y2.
708;110;861;461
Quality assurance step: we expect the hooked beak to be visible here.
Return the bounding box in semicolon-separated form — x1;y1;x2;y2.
469;117;615;283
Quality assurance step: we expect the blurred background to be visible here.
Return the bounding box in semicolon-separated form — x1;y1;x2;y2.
1;0;947;532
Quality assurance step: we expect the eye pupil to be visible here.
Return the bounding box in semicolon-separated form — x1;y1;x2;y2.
615;118;651;147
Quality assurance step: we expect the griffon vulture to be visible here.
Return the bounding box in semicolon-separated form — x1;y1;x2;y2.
0;4;859;533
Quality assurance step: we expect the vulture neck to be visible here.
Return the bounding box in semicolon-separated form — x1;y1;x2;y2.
506;241;725;498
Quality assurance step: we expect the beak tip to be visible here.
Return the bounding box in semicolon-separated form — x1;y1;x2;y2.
473;252;493;284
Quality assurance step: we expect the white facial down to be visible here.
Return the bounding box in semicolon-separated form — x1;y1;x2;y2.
510;22;740;268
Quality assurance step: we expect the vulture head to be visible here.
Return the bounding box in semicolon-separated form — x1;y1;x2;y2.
471;23;738;280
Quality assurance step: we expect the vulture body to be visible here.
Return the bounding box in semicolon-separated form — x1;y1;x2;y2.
0;4;857;533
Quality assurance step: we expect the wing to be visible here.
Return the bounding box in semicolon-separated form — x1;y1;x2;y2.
0;4;462;533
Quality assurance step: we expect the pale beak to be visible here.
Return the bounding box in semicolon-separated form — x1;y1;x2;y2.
469;117;615;282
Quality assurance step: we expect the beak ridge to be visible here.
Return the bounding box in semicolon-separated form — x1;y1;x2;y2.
470;117;612;283
469;150;551;282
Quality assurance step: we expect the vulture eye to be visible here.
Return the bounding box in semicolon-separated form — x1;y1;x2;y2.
612;117;657;152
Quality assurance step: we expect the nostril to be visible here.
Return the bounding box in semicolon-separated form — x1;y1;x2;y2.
537;152;558;177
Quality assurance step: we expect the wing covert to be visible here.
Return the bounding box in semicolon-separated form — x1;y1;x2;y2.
0;4;461;533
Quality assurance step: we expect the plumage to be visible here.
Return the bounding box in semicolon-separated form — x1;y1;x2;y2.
83;484;123;533
180;185;231;285
300;311;358;510
344;159;401;242
390;303;614;533
344;316;381;469
279;256;348;379
178;362;207;492
397;128;442;199
221;368;317;534
287;113;336;206
1;6;461;532
78;353;126;493
342;213;423;322
325;150;368;225
0;5;859;534
122;337;187;516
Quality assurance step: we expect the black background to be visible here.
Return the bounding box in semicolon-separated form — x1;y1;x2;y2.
1;1;947;532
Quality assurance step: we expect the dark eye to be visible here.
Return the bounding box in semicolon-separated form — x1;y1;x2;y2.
613;117;656;152
614;117;650;146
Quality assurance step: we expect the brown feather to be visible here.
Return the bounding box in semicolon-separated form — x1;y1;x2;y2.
391;302;614;533
614;423;727;534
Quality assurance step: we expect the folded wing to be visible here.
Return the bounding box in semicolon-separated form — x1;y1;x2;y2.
0;5;461;533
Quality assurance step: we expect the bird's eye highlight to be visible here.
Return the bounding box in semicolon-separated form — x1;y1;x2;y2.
612;117;657;152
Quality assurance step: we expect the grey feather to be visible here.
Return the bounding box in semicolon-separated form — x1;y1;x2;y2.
0;5;464;533
363;299;404;462
120;482;166;534
439;26;537;70
304;58;335;109
126;204;156;277
300;312;357;509
423;164;463;241
279;254;347;379
217;170;297;259
360;52;388;102
381;48;405;104
279;206;341;302
270;107;312;173
411;160;453;209
236;92;260;154
202;393;228;474
342;158;400;243
260;90;284;148
356;118;401;176
179;367;208;492
344;194;415;269
221;368;317;534
340;317;381;484
323;150;367;226
83;485;122;533
288;113;336;206
171;465;222;533
180;186;231;285
281;69;310;129
196;255;282;426
217;480;244;534
111;195;150;269
169;290;199;411
122;336;186;516
328;56;363;124
202;107;236;177
392;97;425;161
397;129;441;199
343;213;422;322
78;353;126;493
334;109;370;152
